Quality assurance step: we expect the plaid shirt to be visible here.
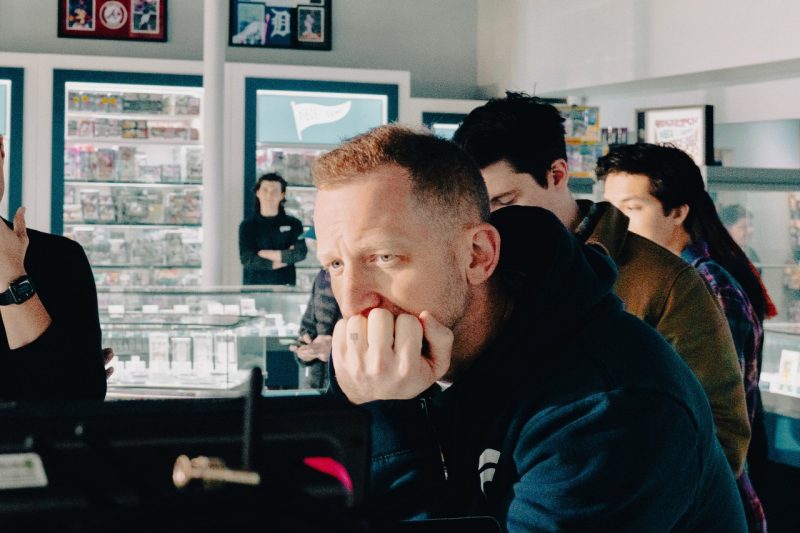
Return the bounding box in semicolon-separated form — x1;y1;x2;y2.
682;241;767;532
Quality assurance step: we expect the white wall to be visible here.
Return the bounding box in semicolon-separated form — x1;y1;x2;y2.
715;121;800;169
0;0;479;99
478;0;800;95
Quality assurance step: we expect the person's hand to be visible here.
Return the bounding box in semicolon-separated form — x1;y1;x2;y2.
258;249;286;269
0;207;29;286
331;308;453;404
291;334;333;363
0;134;5;162
103;347;115;380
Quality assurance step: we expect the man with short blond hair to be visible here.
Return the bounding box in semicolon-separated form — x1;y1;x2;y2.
313;124;745;530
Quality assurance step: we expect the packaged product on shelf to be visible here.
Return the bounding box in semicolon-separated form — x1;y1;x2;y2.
117;189;150;223
193;334;214;373
93;118;122;138
68;91;82;111
557;105;601;143
184;148;203;183
174;95;201;115
77;120;94;138
80;93;92;112
64;147;81;180
123;92;165;114
171;337;193;367
165;189;202;225
161;164;182;183
95;148;117;180
108;236;129;264
129;233;164;265
107;93;123;113
163;231;186;265
138;165;162;183
67;119;79;137
80;190;100;222
148;333;170;369
98;191;117;222
64;204;83;223
79;148;98;180
121;119;149;139
117;147;138;181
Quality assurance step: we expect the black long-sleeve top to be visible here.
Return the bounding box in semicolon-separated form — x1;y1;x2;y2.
0;225;106;401
239;212;308;285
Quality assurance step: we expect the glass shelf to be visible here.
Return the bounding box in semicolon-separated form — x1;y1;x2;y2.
66;138;201;146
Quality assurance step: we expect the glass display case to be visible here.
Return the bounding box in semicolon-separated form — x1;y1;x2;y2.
52;71;204;288
760;320;800;468
708;168;800;468
707;167;800;322
99;285;312;398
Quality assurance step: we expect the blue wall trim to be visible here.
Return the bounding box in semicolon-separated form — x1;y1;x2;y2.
51;69;202;234
243;77;399;217
0;67;24;219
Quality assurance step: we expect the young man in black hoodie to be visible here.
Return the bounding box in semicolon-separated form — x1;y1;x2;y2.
312;124;745;531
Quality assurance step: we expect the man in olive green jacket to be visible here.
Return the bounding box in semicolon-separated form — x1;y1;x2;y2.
453;93;750;475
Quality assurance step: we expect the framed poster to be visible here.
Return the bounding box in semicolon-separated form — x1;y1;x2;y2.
637;105;714;166
229;0;331;51
58;0;168;42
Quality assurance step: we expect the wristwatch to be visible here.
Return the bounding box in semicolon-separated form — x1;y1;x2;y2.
0;275;36;306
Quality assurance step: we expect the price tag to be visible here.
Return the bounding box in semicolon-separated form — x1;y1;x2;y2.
108;304;125;316
142;304;159;314
173;304;190;314
207;302;224;315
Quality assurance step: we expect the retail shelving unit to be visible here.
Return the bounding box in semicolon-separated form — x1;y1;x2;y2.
243;78;398;289
52;70;203;287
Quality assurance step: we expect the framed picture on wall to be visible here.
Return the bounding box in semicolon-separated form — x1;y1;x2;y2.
58;0;168;41
229;0;332;51
637;105;714;166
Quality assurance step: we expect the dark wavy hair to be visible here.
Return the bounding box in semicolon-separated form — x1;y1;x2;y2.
596;143;768;320
452;92;567;188
254;172;287;214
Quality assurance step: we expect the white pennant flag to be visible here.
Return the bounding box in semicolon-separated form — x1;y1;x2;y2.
290;101;352;140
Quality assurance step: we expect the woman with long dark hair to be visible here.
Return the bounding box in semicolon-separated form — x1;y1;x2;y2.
598;143;775;533
238;173;307;285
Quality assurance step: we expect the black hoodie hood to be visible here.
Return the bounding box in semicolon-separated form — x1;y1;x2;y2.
489;206;619;333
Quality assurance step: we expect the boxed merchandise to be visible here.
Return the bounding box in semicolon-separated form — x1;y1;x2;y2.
165;189;202;225
161;164;182;183
174;95;201;115
137;165;162;183
68;91;82;111
185;148;203;183
98;191;117;222
64;204;83;223
80;190;100;222
106;93;123;113
79;149;98;181
121;119;148;139
93;118;122;138
95;148;117;180
117;147;138;181
67;120;79;137
77;120;94;138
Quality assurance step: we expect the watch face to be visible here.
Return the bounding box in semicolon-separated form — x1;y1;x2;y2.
11;279;35;304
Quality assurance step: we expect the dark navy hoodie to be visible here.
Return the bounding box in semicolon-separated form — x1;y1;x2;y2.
333;206;745;532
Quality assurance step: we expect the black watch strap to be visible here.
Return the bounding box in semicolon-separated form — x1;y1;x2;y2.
0;275;36;306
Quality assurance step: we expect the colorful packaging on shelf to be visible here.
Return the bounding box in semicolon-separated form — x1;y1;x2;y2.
93;118;122;138
185;148;203;183
80;190;100;222
117;147;138;181
95;149;117;180
161;164;182;183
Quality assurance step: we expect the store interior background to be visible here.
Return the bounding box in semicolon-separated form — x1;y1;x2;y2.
3;0;800;285
1;0;800;528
